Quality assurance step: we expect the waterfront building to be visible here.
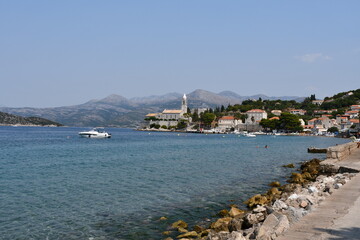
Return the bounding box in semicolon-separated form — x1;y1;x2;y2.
308;116;336;134
245;109;267;124
217;116;242;131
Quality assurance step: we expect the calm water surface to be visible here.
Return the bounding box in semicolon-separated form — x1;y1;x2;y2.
0;127;349;239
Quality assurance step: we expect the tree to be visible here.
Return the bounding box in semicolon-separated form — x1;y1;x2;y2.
144;116;157;121
278;112;303;132
327;127;339;133
201;112;216;128
192;111;199;122
176;120;187;129
150;124;160;129
260;118;279;131
251;116;255;124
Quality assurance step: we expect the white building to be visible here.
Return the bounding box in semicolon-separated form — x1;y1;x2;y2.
245;109;267;124
289;109;306;115
217;116;242;130
312;100;324;106
350;105;360;111
308;116;336;134
145;94;189;127
271;110;282;116
344;110;359;119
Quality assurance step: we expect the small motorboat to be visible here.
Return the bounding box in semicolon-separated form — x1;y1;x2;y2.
78;128;111;138
243;133;256;137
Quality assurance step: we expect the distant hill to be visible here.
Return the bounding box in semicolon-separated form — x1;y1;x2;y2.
218;91;305;102
0;111;63;126
0;89;305;127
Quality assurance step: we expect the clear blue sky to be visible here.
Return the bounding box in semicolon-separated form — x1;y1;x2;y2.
1;1;359;107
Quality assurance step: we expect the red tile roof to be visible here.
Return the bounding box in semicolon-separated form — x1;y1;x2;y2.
219;116;235;120
247;109;266;113
269;117;280;120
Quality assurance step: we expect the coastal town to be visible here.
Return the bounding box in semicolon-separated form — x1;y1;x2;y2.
143;90;360;138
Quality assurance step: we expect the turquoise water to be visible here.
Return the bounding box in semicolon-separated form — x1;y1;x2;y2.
0;127;348;239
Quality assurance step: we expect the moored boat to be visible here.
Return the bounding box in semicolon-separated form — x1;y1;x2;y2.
78;128;111;138
244;133;256;137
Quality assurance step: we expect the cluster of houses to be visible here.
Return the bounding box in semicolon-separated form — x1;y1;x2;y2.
144;95;360;135
305;105;360;135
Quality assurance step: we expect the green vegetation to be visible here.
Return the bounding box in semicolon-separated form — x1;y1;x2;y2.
200;112;216;128
150;123;160;129
327;127;339;133
260;113;303;132
322;89;360;110
0;112;63;126
176;120;187;130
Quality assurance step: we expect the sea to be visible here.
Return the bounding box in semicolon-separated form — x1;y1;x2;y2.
0;126;349;240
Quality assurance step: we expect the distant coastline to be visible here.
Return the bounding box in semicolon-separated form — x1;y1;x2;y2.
0;111;63;127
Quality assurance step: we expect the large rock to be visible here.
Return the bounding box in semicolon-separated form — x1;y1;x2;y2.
176;231;198;239
272;200;288;211
284;206;306;224
269;181;281;187
245;194;268;208
218;209;229;217
229;207;245;218
228;217;244;232
210;217;233;232
208;231;246;240
172;220;188;229
253;206;267;214
257;213;289;240
193;225;205;233
228;231;246;240
289;173;304;184
243;213;265;228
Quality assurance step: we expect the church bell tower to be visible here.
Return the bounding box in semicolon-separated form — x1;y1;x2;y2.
181;94;187;114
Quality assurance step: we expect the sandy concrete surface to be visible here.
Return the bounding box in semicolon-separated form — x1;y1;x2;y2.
276;148;360;240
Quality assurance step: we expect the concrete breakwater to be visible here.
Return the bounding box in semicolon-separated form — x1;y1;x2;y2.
326;142;358;161
163;142;359;240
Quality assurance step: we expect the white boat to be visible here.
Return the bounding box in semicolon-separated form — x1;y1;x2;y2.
244;133;256;137
78;128;111;138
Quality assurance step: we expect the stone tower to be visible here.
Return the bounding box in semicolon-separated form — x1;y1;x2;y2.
181;94;187;114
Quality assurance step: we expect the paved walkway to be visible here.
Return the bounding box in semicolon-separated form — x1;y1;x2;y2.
276;148;360;240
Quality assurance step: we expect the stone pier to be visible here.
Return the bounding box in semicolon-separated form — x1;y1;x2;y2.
276;143;360;240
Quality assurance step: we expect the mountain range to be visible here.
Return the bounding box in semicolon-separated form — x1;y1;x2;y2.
0;89;304;127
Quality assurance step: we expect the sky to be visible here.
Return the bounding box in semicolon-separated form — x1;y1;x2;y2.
0;1;359;107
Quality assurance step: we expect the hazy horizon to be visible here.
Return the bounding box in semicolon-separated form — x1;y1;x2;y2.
1;1;359;107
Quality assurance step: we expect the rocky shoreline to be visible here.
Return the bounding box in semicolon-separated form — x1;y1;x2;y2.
161;142;358;240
